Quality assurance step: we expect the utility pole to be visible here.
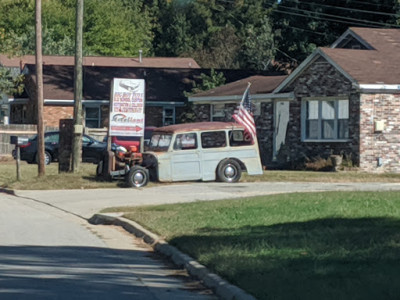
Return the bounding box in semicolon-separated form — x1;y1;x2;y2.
72;0;84;172
35;0;45;176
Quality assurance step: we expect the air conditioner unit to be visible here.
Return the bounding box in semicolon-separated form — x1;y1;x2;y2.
374;120;385;132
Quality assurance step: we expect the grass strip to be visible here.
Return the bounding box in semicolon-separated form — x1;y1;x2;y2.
2;159;400;190
106;191;400;300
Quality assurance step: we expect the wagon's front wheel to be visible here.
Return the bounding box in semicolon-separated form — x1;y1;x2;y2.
126;166;149;188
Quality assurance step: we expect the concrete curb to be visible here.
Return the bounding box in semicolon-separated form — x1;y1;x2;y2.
89;213;257;300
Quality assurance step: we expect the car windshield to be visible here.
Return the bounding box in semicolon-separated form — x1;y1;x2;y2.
147;133;172;152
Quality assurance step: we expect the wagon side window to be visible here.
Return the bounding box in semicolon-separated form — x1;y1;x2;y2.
201;131;226;148
229;130;252;146
173;133;197;150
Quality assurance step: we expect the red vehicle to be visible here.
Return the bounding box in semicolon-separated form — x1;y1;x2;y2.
104;127;155;152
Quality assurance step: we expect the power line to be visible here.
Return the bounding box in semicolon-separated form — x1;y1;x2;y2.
274;9;381;28
320;0;396;10
277;5;400;28
275;0;400;18
275;48;298;62
285;25;326;36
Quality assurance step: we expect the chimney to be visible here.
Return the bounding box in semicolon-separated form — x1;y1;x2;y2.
139;50;143;63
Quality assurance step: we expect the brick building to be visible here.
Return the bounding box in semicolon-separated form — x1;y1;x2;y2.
190;28;400;173
1;55;273;129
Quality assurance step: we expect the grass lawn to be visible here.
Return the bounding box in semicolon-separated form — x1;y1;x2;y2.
2;157;400;190
103;191;400;300
0;161;121;190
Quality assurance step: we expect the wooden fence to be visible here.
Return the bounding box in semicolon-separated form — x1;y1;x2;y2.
0;125;56;156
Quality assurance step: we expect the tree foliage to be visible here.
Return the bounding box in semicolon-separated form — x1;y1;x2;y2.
180;69;226;123
186;69;226;96
0;66;24;96
0;0;154;57
271;0;400;63
0;0;399;70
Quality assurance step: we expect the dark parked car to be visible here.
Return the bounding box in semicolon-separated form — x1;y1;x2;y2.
14;131;106;165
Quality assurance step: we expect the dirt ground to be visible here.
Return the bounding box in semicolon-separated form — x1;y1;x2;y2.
0;155;17;164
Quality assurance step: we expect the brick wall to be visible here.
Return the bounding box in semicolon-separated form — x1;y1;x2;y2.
280;57;361;168
43;106;74;127
359;93;400;173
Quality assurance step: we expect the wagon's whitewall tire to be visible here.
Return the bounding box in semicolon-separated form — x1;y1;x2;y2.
217;159;242;183
126;166;149;188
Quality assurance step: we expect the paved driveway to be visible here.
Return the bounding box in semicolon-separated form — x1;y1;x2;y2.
0;190;217;300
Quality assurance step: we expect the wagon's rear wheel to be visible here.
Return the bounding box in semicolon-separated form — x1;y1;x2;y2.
217;159;242;183
126;166;149;188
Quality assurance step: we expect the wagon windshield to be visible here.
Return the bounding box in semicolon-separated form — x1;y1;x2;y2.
147;133;172;152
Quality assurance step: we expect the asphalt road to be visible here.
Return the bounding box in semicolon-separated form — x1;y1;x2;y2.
0;191;216;300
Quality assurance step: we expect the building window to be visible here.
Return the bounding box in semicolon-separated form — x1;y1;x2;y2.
85;107;100;128
163;107;175;126
211;104;225;121
303;98;349;141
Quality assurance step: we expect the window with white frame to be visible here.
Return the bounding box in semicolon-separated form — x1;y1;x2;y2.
211;104;225;121
85;107;101;128
303;98;349;141
163;107;175;126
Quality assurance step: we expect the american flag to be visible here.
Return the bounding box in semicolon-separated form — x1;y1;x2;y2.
232;83;256;142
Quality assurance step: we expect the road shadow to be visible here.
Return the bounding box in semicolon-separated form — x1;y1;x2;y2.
0;245;213;300
170;217;400;300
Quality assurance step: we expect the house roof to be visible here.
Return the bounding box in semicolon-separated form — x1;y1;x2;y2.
274;27;400;93
23;64;274;103
347;27;400;53
320;47;400;85
25;64;202;102
189;75;287;101
0;54;201;69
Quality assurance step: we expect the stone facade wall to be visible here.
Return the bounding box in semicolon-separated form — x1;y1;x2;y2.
255;102;274;166
193;104;211;122
145;106;164;127
359;93;400;173
277;57;361;168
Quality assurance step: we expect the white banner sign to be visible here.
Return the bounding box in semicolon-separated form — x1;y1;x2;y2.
109;78;145;136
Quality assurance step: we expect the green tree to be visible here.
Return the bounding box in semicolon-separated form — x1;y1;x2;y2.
154;0;276;70
0;66;24;96
238;15;276;70
271;0;400;63
193;25;241;69
180;69;226;123
190;69;226;95
84;0;154;56
0;0;154;57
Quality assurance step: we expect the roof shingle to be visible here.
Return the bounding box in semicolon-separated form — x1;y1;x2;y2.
190;75;287;98
0;54;200;69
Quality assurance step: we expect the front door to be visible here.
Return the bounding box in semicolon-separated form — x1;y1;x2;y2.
170;132;201;181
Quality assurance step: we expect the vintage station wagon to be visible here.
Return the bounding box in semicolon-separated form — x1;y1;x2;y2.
125;122;263;187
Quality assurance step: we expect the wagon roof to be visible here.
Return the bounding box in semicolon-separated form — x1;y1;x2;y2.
154;122;245;133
